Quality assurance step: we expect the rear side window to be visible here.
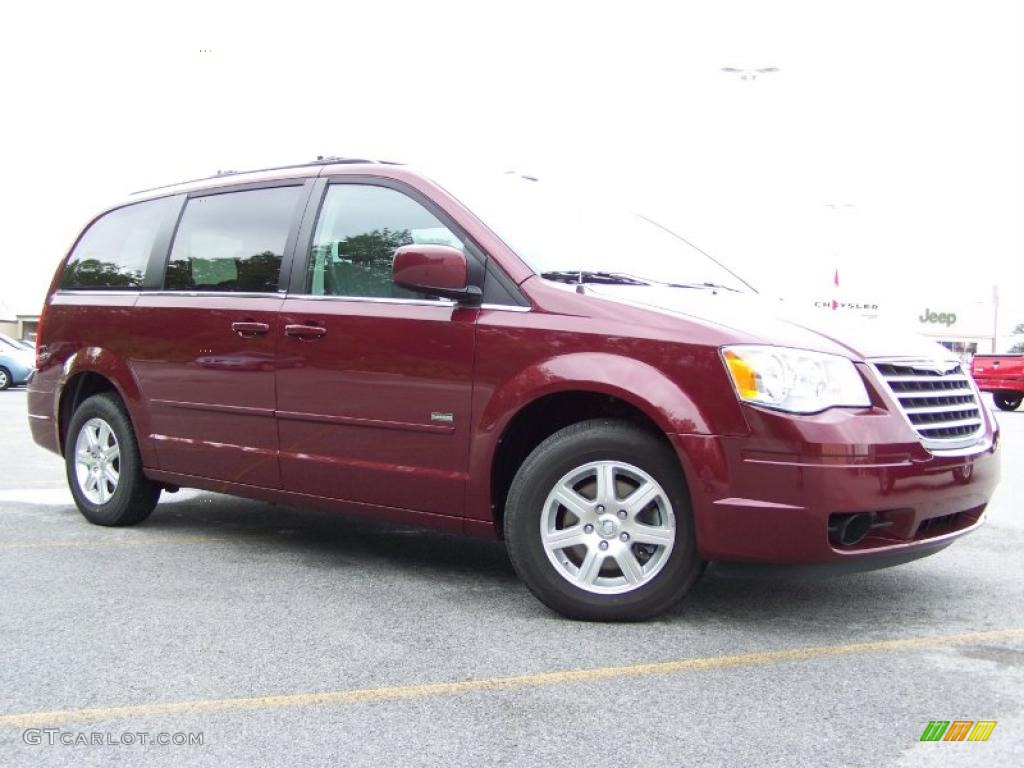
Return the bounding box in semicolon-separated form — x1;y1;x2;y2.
61;197;174;289
164;186;302;292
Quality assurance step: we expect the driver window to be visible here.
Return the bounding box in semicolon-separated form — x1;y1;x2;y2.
308;184;464;299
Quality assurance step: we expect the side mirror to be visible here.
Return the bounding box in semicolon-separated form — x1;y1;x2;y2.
392;245;482;303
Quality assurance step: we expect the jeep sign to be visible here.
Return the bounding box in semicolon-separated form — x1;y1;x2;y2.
919;308;957;327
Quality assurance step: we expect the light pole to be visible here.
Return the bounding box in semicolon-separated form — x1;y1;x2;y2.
992;284;999;353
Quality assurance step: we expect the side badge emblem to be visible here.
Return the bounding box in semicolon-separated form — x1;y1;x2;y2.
431;412;454;425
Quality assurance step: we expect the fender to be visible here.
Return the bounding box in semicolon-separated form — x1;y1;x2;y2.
465;352;714;523
58;347;158;468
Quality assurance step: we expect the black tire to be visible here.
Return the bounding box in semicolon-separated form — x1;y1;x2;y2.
994;393;1023;411
504;419;704;621
65;392;161;526
0;367;11;391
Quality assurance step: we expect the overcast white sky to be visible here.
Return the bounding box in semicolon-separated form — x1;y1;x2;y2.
2;0;1021;336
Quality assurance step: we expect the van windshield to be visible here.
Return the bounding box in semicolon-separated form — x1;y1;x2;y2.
435;172;753;292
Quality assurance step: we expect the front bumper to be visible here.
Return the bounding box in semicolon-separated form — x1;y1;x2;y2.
671;404;1000;564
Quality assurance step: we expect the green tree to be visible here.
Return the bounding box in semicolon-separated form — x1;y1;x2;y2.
239;250;283;292
332;228;415;299
1010;322;1024;353
340;228;411;265
63;259;143;288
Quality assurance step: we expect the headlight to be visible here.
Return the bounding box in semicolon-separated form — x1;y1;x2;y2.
721;345;870;413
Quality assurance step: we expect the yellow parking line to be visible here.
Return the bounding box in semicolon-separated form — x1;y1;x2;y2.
0;535;225;550
1;627;1021;728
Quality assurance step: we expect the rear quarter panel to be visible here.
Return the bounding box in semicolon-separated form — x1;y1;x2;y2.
30;293;155;465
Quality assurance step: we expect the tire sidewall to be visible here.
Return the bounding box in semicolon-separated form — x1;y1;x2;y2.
66;394;145;525
506;421;701;620
994;393;1022;411
0;367;10;391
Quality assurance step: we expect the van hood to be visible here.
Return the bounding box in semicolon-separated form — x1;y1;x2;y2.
585;285;953;361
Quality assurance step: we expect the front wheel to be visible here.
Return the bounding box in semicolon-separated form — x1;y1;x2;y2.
504;419;704;621
994;393;1023;411
66;393;161;526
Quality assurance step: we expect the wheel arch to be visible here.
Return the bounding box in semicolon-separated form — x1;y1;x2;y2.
56;350;151;464
471;353;710;534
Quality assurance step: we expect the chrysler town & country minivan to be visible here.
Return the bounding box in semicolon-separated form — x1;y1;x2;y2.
27;158;1001;620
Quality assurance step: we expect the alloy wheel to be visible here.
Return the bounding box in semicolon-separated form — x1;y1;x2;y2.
540;460;676;594
74;417;121;505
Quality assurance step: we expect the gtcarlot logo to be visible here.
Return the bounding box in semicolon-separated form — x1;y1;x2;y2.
920;720;997;742
22;729;204;746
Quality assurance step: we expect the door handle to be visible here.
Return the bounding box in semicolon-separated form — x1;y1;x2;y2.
284;323;327;340
231;321;270;337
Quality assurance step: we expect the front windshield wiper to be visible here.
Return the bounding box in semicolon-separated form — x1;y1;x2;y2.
540;270;651;286
541;271;742;293
661;281;741;293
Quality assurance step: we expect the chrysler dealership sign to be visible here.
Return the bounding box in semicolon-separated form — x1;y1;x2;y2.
805;295;993;340
813;300;880;312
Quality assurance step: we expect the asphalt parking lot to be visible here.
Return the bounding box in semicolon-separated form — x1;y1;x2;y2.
0;387;1021;767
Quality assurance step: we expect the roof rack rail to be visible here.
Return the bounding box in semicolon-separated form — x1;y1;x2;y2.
312;155;374;164
130;156;387;195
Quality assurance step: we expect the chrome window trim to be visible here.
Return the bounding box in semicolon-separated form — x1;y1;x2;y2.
284;293;458;308
55;290;143;297
55;289;531;310
480;303;531;312
137;291;282;299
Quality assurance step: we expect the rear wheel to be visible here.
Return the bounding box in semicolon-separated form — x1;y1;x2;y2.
994;393;1023;411
65;393;161;526
504;419;704;621
0;367;10;391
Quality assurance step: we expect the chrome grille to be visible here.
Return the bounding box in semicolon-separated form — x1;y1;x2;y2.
871;360;983;447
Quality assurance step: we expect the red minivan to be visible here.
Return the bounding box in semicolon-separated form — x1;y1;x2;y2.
28;158;1001;620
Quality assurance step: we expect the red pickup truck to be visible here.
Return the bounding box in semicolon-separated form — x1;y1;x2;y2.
971;353;1024;411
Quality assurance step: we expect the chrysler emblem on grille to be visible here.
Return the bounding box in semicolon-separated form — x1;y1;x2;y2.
917;360;960;376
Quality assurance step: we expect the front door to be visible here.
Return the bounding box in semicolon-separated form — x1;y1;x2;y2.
276;181;477;516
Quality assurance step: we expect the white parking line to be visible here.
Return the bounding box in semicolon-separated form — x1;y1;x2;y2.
0;488;75;505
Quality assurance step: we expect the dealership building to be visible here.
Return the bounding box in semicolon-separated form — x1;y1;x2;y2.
0;299;40;343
